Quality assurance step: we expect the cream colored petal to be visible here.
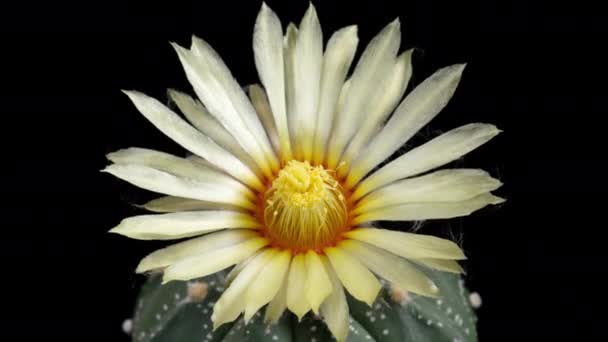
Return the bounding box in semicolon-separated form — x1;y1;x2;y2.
106;147;254;199
168;89;260;174
327;19;401;169
121;90;263;191
351;123;501;199
414;258;464;274
347;64;467;187
109;210;261;240
304;250;333;314
319;256;349;342
247;84;280;154
312;25;358;165
353;169;502;215
244;250;291;322
325;246;381;305
339;240;439;297
286;254;310;320
212;248;276;329
253;3;292;161
225;252;258;286
102;164;255;210
163;237;269;283
141;196;242;213
264;269;288;324
339;49;413;177
172;42;276;178
283;22;298;158
136;229;259;273
353;193;505;224
291;3;323;160
344;228;466;260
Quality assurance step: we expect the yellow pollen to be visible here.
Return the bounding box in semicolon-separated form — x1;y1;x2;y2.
264;160;348;251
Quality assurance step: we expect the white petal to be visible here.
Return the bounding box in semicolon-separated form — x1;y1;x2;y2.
339;239;439;297
102;164;256;210
121;90;263;191
291;3;323;160
353;169;502;215
283;22;298;156
347;64;467;186
141;196;242;213
163;237;269;283
339;49;413;177
212;249;276;329
168;89;260;173
351;123;501;199
247;84;280;154
264;267;288;324
312;25;358;165
326;19;401;169
353;193;505;224
109;210;261;240
253;3;293;161
136;229;259;272
319;257;349;342
244;250;291;321
106;147;254;199
172;42;277;178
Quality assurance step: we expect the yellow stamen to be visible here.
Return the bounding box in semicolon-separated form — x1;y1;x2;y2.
264;160;348;251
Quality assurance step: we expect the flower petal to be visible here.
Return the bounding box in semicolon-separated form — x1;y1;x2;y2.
109;210;261;240
327;19;401;169
163;237;269;283
136;229;259;273
353;169;502;215
247;84;280;154
291;3;323;160
283;22;298;156
304;250;333;314
264;269;288;324
244;250;291;321
339;49;413;177
351;123;502;199
168;89;260;173
253;3;293;161
141;196;242;213
286;254;311;320
312;25;358;165
102;164;256;210
319;256;349;342
353;193;505;224
121;90;263;191
325;246;381;305
212;248;276;329
344;228;466;260
106;147;254;199
339;239;439;297
414;258;464;274
347;64;467;187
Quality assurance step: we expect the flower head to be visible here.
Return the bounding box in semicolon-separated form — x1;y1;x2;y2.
105;3;503;341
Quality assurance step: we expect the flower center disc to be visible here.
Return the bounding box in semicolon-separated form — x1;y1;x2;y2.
264;160;348;252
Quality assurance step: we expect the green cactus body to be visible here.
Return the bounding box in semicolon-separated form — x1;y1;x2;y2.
129;268;478;342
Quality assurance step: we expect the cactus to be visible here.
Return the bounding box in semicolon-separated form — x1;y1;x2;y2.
128;267;478;342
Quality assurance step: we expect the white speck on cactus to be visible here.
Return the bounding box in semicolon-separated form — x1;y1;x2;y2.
122;318;133;334
310;325;317;332
380;313;386;320
272;335;278;340
382;329;389;335
469;292;482;308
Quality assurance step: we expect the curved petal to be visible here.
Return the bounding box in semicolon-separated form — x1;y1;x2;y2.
312;25;358;165
247;84;280;154
353;169;502;215
136;229;259;273
121;90;263;191
253;3;293;160
283;22;298;157
264;270;288;324
414;258;464;274
286;254;311;320
212;248;276;329
351;123;502;199
244;250;291;321
304;250;333;314
162;237;269;283
141;196;242;213
327;19;401;169
102;164;256;210
339;239;439;297
325;246;381;305
319;256;349;342
353;193;505;224
344;228;466;260
109;210;261;240
347;64;467;187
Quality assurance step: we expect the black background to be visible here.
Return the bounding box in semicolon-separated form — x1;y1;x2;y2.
2;0;605;340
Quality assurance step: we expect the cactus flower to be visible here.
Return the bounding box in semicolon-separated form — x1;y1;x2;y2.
105;3;503;341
